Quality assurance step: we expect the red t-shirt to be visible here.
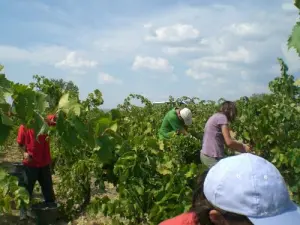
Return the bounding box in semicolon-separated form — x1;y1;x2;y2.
17;115;56;168
159;212;196;225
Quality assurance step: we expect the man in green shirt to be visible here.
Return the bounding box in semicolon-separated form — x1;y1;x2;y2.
158;107;192;139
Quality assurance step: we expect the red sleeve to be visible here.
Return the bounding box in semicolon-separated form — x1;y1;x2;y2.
17;125;26;145
159;213;196;225
46;114;57;126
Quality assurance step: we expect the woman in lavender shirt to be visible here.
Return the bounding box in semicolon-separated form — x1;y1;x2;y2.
200;101;251;168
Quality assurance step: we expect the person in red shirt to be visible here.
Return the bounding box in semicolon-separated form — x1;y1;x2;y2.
159;170;209;225
17;114;57;220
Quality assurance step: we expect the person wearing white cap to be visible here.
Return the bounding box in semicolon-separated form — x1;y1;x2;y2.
159;153;300;225
158;107;192;139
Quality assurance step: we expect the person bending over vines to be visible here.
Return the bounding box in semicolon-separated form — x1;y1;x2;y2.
200;101;251;168
160;153;300;225
158;107;192;140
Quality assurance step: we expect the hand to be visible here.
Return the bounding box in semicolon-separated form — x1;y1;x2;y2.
24;152;32;162
243;144;252;153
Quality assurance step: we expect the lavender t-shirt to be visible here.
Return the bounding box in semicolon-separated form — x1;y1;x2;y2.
201;113;228;158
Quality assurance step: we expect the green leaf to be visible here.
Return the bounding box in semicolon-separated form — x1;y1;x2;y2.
0;170;6;180
0;74;12;103
110;122;118;132
295;0;300;9
95;136;114;163
110;109;122;120
96;117;111;134
1;113;13;126
0;122;11;145
0;103;10;112
288;22;300;57
35;92;49;112
58;93;81;116
30;111;46;138
156;162;173;175
184;163;197;178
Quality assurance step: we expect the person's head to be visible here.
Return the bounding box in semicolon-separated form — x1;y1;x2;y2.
219;101;237;122
193;153;300;225
179;108;192;126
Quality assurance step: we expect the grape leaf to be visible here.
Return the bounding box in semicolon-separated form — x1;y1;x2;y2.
288;22;300;56
58;93;81;116
0;122;11;145
0;74;12;103
295;0;300;9
1;113;13;126
35;92;49;112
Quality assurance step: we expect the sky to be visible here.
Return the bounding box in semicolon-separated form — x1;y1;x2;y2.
0;0;299;108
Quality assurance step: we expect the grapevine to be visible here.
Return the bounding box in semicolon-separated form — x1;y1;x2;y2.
0;1;300;224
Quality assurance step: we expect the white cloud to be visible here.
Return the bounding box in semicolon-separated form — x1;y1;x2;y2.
98;72;122;84
281;3;298;12
0;45;99;75
162;46;203;55
223;22;272;41
217;46;252;63
225;23;262;37
187;46;252;76
143;23;153;29
189;59;229;70
55;52;98;69
132;55;173;72
186;70;213;80
145;24;200;42
185;46;253;86
0;45;69;64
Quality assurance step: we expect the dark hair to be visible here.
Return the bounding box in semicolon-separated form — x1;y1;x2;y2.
193;200;253;225
190;169;252;225
219;101;237;122
190;169;210;209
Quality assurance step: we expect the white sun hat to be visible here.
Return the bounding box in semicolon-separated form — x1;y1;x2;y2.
203;153;300;225
179;108;192;126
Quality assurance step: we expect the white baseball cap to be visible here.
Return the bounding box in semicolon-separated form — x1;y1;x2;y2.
179;108;192;126
204;153;300;225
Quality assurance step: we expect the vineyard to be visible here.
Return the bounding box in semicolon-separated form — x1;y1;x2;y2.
1;1;300;225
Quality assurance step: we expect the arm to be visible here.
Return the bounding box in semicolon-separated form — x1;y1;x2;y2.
17;125;32;160
173;122;188;135
221;125;251;153
176;126;188;135
17;125;26;151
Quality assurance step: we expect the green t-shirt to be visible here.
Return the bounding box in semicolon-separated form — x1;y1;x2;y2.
158;108;185;140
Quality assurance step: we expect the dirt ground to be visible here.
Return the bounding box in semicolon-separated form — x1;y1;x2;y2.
0;143;117;225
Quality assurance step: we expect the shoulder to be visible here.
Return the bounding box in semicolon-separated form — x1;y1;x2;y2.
213;113;228;123
159;212;196;225
165;108;176;118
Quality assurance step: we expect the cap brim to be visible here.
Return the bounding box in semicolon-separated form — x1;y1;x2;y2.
248;203;300;225
184;119;192;126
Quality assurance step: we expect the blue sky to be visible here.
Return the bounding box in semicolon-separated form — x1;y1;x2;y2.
0;0;299;108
